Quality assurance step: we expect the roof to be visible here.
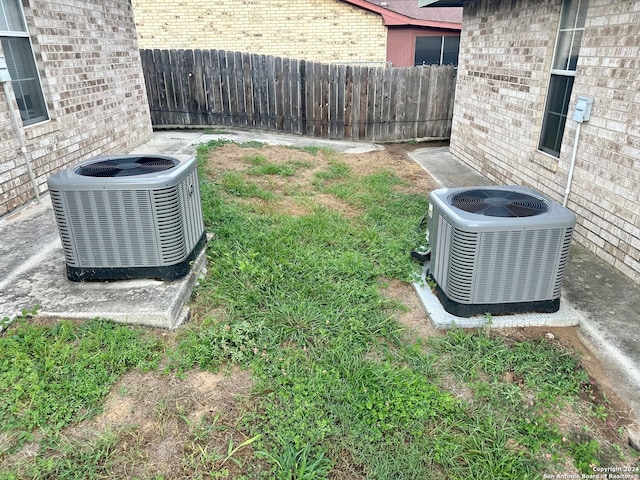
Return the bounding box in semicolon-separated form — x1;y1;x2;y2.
340;0;462;29
418;0;465;6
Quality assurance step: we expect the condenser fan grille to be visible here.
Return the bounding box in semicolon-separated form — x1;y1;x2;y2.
75;156;178;177
450;189;549;217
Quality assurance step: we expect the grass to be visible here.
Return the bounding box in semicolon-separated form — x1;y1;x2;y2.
0;317;160;435
0;139;637;479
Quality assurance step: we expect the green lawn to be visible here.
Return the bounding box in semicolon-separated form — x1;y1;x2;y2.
1;140;637;479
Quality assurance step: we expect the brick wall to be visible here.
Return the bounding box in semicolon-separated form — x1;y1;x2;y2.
131;0;388;63
569;0;640;283
0;0;152;217
450;0;640;284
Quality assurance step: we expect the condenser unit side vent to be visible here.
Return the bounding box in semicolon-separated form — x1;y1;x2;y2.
553;227;573;297
153;185;186;265
431;214;453;293
50;190;77;267
177;167;204;255
445;221;479;303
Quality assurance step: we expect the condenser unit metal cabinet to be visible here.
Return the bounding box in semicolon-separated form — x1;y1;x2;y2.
47;154;206;282
427;186;575;317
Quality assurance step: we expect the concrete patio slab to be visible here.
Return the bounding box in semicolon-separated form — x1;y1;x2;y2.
0;195;206;329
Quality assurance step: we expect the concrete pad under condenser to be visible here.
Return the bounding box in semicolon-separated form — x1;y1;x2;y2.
0;196;207;330
412;264;583;329
39;246;207;329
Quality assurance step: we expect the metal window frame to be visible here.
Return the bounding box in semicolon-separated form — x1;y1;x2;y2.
537;0;586;158
0;0;49;126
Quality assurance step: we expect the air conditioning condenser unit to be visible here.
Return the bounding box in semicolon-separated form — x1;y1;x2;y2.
427;186;575;317
47;154;206;282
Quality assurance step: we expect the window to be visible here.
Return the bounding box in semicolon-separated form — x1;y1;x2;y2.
0;0;48;125
415;36;460;66
538;0;588;157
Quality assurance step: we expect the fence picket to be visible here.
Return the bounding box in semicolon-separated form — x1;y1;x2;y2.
140;49;455;141
312;61;322;137
209;50;223;125
288;58;300;133
241;53;254;128
252;54;266;129
266;55;277;131
404;68;419;139
416;67;430;139
343;65;353;139
329;64;338;139
162;50;177;125
335;65;346;140
300;60;307;135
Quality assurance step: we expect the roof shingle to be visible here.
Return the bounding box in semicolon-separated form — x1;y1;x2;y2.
366;0;462;23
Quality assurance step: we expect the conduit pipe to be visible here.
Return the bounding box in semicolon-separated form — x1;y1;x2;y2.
1;54;40;205
563;95;593;208
563;121;581;208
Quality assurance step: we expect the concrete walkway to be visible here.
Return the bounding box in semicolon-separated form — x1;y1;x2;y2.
1;128;638;424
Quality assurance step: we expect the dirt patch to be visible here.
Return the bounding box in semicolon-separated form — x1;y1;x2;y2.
205;143;322;192
61;367;255;479
380;278;442;341
345;148;437;196
202;142;438;218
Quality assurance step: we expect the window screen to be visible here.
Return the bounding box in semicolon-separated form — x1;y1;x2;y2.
538;0;587;157
0;0;48;125
415;36;460;66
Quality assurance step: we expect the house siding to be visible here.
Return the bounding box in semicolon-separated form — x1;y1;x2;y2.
131;0;388;64
450;0;640;284
0;0;152;217
386;26;459;67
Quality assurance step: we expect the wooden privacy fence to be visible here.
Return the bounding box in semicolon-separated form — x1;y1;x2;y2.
140;49;456;142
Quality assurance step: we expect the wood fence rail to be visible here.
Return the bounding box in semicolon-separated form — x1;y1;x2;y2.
140;49;456;142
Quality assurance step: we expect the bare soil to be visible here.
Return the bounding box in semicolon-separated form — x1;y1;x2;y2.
17;142;635;478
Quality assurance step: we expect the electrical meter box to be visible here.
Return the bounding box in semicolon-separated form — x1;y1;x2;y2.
573;96;593;123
